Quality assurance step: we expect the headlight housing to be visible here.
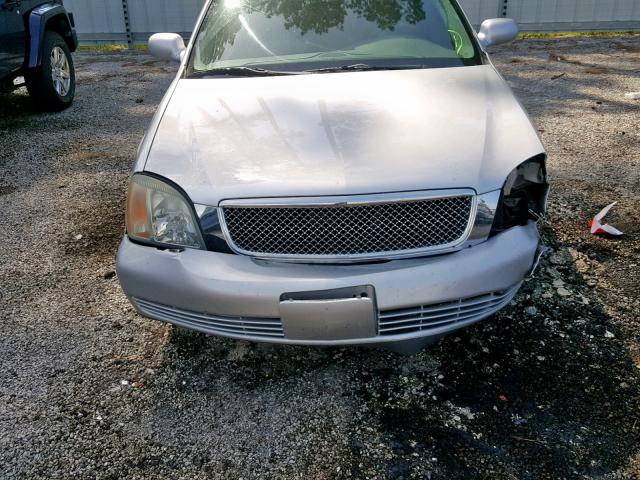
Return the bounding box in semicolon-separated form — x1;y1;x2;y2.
126;173;205;249
491;155;548;236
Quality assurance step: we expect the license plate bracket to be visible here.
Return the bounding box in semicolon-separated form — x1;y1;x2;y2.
279;286;377;341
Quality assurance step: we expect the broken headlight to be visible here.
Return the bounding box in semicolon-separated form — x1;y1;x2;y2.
490;155;549;236
126;173;205;249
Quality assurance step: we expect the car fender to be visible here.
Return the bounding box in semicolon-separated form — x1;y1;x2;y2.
27;3;78;68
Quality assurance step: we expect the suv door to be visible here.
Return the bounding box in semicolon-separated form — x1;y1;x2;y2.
0;0;26;78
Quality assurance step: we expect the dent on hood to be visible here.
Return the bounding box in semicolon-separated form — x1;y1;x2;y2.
143;66;544;206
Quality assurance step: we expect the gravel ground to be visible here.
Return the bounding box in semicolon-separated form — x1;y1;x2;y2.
0;35;639;479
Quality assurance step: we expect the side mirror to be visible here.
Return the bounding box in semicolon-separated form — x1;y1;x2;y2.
477;18;519;48
148;33;186;62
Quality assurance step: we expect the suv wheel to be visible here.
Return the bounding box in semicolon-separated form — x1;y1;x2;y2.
26;31;76;111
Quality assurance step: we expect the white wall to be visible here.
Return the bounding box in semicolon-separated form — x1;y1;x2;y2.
461;0;503;24
64;0;128;43
508;0;640;30
127;0;207;35
62;0;640;45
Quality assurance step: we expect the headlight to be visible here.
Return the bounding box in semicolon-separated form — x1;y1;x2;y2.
126;173;205;249
491;155;549;236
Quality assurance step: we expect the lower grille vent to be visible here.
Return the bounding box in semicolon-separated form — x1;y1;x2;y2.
378;286;520;336
133;298;284;339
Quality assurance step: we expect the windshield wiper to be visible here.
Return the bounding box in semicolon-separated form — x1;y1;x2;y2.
190;63;427;78
306;63;426;73
189;66;301;78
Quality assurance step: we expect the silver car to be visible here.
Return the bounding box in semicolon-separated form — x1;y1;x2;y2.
116;0;548;354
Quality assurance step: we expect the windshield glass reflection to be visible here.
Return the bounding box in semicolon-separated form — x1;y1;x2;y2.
188;0;481;74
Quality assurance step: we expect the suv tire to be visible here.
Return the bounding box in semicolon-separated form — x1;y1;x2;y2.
26;31;75;111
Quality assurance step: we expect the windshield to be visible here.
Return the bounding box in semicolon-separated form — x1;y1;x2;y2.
187;0;482;75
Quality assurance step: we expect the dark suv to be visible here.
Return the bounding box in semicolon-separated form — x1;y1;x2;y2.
0;0;77;110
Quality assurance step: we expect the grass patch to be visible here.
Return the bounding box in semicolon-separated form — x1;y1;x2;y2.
519;31;639;39
78;44;148;52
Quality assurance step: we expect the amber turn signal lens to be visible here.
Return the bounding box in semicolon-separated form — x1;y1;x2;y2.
126;180;153;239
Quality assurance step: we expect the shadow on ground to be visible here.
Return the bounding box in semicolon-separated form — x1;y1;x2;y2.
140;217;638;478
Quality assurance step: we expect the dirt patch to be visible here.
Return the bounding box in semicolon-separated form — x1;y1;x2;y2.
0;185;16;196
61;184;126;259
67;150;103;162
611;41;640;53
584;66;611;74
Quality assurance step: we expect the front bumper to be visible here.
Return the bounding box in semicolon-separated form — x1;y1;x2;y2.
116;222;540;351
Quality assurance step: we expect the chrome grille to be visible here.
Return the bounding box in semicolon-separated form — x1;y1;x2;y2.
221;193;474;260
133;298;284;339
378;285;520;336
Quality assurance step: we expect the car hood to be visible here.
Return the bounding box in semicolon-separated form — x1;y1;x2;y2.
144;65;544;206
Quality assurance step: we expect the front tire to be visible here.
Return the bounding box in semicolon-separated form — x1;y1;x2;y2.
26;31;75;111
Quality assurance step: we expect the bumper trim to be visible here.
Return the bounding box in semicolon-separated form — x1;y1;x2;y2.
133;298;285;338
130;283;521;346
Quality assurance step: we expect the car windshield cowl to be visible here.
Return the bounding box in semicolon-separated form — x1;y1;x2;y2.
305;63;435;73
185;60;480;78
186;0;482;78
188;66;302;78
